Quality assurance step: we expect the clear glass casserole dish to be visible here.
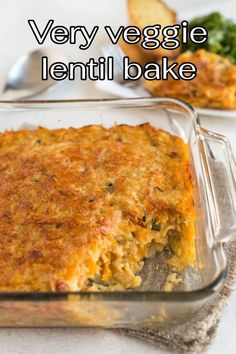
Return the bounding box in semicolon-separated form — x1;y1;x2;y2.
0;97;235;328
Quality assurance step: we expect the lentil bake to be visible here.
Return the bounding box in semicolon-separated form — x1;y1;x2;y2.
144;49;236;109
0;124;195;291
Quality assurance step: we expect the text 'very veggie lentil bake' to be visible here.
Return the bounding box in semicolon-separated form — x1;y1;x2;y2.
0;124;195;291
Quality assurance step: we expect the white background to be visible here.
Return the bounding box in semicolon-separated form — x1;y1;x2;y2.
0;0;235;353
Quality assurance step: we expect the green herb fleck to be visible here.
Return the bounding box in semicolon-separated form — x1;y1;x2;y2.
151;219;161;232
141;212;147;223
125;233;133;242
154;186;163;193
106;182;115;192
93;274;108;286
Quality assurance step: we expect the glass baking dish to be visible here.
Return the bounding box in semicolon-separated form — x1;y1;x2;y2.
0;97;235;328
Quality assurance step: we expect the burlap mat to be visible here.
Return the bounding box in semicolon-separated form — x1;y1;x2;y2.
119;242;236;353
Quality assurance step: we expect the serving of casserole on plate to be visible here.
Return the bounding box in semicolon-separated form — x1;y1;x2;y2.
0;97;235;328
112;0;236;117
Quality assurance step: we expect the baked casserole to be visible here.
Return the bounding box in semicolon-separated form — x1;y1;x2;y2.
144;49;236;109
0;124;195;291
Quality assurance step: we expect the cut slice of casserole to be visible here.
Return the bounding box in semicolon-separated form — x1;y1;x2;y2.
0;124;195;291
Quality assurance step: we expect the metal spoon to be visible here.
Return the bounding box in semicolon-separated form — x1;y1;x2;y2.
0;48;68;100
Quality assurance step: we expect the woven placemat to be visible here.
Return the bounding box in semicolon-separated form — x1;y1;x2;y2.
119;243;236;354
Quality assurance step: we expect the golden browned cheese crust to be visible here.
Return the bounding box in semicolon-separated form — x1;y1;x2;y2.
144;49;236;109
0;124;195;291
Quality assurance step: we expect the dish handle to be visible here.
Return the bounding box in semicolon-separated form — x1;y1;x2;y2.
200;127;236;244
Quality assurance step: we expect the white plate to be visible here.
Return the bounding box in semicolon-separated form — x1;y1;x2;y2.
96;80;236;119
